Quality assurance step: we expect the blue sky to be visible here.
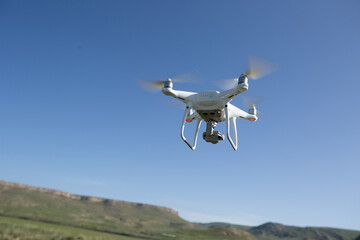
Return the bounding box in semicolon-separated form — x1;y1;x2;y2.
1;0;360;230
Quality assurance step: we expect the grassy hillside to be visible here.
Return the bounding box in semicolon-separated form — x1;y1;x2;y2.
0;215;257;240
1;180;359;240
200;222;252;231
0;216;139;240
0;180;255;240
0;180;192;238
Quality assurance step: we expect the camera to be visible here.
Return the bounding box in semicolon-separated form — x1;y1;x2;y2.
203;131;224;144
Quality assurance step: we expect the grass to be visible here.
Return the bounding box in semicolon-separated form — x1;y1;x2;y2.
0;216;258;240
0;216;139;240
200;222;252;231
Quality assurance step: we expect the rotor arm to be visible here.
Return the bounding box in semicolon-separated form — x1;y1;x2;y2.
219;82;248;102
228;103;258;121
162;88;197;103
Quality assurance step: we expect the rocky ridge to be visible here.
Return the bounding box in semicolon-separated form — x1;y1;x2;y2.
0;180;178;215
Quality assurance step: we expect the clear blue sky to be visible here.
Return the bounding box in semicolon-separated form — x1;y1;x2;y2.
1;0;360;230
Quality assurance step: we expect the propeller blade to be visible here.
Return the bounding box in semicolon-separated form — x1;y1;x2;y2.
136;69;203;93
242;96;265;108
172;69;203;83
213;56;277;90
165;100;194;116
135;79;165;93
245;55;278;80
243;96;264;117
165;99;186;110
213;78;238;90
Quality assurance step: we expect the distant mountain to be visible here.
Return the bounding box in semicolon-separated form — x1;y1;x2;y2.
201;222;360;240
0;180;359;240
247;222;360;240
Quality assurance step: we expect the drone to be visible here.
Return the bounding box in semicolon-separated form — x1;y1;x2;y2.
137;56;278;150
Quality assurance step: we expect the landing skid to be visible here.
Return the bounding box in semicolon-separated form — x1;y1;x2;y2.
180;105;238;150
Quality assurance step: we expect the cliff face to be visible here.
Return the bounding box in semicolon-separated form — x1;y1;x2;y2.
0;180;178;216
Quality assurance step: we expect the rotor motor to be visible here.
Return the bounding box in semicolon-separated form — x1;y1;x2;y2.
164;79;173;89
238;74;248;85
248;105;257;115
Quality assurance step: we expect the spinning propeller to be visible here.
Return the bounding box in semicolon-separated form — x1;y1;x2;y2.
214;55;278;90
136;69;203;93
243;96;264;118
243;96;264;109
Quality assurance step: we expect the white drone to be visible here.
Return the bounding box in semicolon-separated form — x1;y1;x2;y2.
137;56;278;150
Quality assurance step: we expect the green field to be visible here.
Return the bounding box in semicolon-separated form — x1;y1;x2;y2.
0;216;257;240
0;216;139;240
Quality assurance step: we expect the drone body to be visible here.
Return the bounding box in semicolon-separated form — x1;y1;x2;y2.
138;56;277;150
161;74;256;150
